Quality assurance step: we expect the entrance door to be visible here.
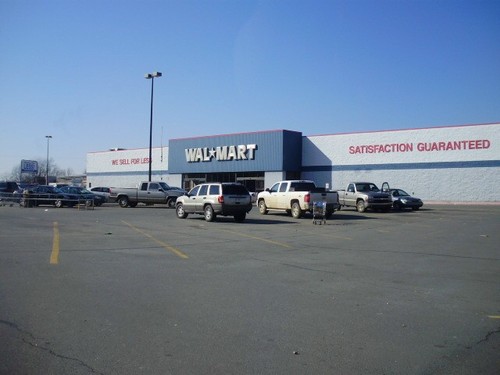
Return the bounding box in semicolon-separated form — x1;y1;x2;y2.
236;175;265;194
183;176;206;192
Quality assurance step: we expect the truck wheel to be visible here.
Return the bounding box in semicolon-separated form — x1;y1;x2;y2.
166;198;176;208
291;202;303;218
325;210;333;219
356;200;366;213
234;212;246;222
176;204;188;219
204;205;216;222
258;200;268;215
118;196;129;208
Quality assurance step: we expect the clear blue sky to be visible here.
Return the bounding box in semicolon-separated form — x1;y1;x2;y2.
1;0;499;177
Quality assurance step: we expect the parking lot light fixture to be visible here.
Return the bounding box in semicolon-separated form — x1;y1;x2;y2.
145;71;162;182
45;135;52;185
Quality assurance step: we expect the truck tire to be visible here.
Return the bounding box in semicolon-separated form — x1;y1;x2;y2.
325;210;333;219
258;200;268;215
118;196;129;208
204;205;216;222
356;200;366;213
291;201;303;218
166;198;176;208
176;204;188;219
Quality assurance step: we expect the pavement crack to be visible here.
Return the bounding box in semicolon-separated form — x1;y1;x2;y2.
476;328;500;345
1;319;104;375
0;319;41;341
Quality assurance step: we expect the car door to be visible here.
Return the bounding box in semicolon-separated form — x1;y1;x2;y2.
344;183;356;207
144;182;165;204
381;182;390;193
195;184;210;212
38;186;52;205
183;185;200;213
266;182;280;209
276;182;289;209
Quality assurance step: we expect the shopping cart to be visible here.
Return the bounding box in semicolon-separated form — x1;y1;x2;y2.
312;201;327;225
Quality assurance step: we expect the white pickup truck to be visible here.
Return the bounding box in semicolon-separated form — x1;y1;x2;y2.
110;181;185;208
257;180;340;219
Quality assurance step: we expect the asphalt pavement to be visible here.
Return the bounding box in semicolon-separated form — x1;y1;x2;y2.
0;203;499;374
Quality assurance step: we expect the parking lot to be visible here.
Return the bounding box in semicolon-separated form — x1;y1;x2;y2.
0;203;499;374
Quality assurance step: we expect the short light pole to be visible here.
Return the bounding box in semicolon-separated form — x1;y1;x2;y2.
45;135;52;185
144;71;162;182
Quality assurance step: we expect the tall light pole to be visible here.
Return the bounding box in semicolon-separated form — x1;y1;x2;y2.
144;71;162;182
45;135;52;185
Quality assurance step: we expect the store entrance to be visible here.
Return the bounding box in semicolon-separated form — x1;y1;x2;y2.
236;176;264;194
182;172;264;193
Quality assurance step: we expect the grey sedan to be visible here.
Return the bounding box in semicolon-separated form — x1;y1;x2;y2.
389;189;423;210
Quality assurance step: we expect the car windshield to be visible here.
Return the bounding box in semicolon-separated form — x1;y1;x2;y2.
397;189;410;196
222;184;249;195
159;182;172;191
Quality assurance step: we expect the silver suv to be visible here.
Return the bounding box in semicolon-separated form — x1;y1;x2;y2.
175;183;252;222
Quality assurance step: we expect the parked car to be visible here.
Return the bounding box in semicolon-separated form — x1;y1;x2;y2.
90;187;113;203
20;185;70;208
175;182;253;222
0;181;20;203
337;182;393;213
257;180;339;218
59;186;106;206
110;181;185;208
389;189;423;211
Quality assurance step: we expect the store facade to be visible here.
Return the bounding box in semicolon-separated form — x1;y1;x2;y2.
86;123;500;203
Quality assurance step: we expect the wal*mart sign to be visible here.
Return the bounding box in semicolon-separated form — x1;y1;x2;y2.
185;144;257;163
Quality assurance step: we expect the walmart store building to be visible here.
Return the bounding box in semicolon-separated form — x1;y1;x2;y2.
86;122;500;203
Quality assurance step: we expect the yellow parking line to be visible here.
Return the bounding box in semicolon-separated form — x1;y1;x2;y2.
216;228;292;248
488;315;500;319
50;221;60;264
122;221;189;259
